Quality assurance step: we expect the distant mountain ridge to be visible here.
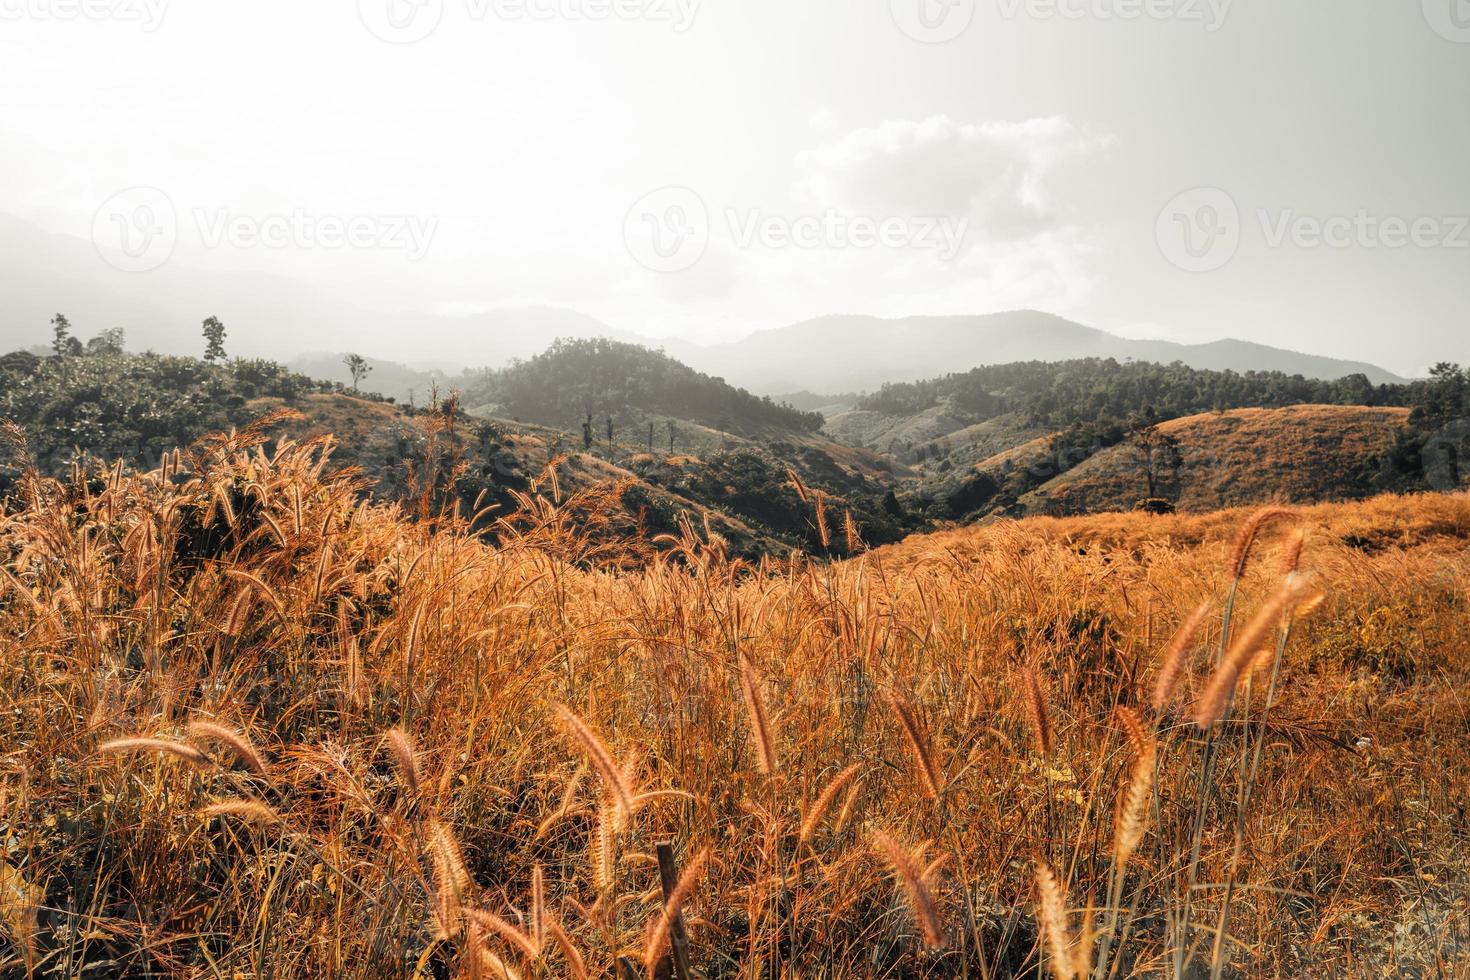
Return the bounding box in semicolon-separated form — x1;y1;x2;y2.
668;312;1405;393
0;213;1405;395
0;214;642;366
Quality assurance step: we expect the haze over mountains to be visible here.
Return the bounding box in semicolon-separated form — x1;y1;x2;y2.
2;213;1404;396
666;313;1404;392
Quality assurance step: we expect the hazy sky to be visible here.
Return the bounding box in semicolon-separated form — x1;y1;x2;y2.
2;0;1467;375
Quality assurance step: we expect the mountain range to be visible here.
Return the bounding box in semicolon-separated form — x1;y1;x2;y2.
664;313;1404;392
0;213;1405;396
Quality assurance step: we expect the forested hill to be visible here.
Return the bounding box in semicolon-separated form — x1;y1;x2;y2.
827;357;1463;523
0;340;338;483
0;331;909;560
856;358;1419;426
463;338;825;436
7;324;1463;545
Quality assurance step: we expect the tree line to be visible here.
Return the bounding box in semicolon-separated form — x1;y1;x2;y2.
0;316;372;493
857;357;1416;426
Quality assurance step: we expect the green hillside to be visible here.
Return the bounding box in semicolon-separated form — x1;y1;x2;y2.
0;331;914;559
463;337;824;436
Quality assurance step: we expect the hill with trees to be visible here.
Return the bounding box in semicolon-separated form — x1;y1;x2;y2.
6;318;1463;550
0;319;334;491
820;357;1437;521
463;338;824;436
0;324;912;560
1374;362;1470;494
853;357;1413;425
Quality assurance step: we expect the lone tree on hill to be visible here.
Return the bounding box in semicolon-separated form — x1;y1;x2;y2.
87;328;125;356
50;313;81;380
202;316;227;363
50;313;74;358
1129;409;1184;501
343;353;372;394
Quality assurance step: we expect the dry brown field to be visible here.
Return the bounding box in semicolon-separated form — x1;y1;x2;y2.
1;425;1467;977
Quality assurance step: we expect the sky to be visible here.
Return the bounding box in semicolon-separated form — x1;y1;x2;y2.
1;0;1467;375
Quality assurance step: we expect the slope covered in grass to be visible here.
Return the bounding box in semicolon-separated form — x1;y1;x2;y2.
1021;404;1410;515
256;392;913;558
1;427;1465;977
0;337;914;558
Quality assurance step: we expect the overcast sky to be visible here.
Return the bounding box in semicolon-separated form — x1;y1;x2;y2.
2;0;1467;375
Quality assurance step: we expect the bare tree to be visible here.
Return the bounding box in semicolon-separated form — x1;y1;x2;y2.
1129;410;1183;501
343;353;372;394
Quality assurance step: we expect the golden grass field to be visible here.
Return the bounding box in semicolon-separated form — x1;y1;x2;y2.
1;422;1468;978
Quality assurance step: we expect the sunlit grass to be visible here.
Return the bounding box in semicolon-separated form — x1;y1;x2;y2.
0;421;1466;977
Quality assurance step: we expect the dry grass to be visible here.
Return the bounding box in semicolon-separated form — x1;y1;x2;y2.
0;424;1467;977
1022;404;1411;515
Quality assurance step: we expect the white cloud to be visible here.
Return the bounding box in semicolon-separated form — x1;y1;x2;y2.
606;116;1114;341
793;115;1113;241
